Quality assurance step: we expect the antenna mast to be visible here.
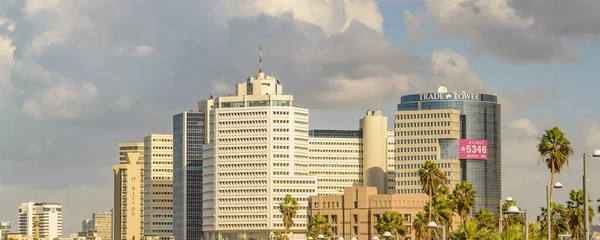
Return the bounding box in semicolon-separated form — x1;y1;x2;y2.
259;45;263;73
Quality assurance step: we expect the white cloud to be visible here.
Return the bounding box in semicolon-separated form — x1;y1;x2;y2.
316;74;411;107
509;118;538;136
22;81;98;120
430;48;494;93
132;45;153;56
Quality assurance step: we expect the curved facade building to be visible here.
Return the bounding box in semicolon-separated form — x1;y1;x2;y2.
394;89;501;214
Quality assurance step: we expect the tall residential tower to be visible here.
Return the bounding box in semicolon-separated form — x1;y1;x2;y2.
113;143;145;240
143;134;174;240
18;202;62;239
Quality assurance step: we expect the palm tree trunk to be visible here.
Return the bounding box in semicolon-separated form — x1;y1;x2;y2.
428;195;432;240
550;168;554;240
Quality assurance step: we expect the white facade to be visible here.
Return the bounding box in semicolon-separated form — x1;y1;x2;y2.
202;71;316;240
18;202;62;239
307;129;395;196
143;134;174;240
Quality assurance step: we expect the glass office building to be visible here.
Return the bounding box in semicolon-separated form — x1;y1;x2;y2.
396;90;501;214
173;112;205;240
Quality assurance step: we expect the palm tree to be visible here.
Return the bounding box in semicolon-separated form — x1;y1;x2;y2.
448;218;491;240
537;202;568;240
474;209;497;232
413;212;429;240
537;127;574;204
279;194;298;237
425;185;455;234
449;181;477;222
566;189;595;240
489;225;524;240
419;160;448;221
375;211;407;239
307;213;332;239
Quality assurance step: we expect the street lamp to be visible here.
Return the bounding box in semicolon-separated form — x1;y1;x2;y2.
372;236;380;240
547;182;563;240
317;234;325;239
427;221;446;240
382;231;392;239
499;196;514;232
584;150;600;240
338;238;344;240
350;238;357;240
505;206;529;240
308;237;313;240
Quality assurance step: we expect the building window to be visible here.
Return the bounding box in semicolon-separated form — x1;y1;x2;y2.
353;226;358;235
353;214;358;223
314;203;319;208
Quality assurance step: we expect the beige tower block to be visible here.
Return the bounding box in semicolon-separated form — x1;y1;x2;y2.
360;110;388;194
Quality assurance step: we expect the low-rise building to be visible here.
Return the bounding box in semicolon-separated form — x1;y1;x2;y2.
308;186;459;240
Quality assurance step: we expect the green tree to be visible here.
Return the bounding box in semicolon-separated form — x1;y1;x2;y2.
419;160;448;222
450;181;477;222
565;189;595;240
537;127;574;204
307;213;332;239
412;212;429;240
449;218;492;240
536;202;568;240
425;185;455;235
489;225;524;240
474;209;498;232
273;231;289;240
375;211;407;239
279;194;298;238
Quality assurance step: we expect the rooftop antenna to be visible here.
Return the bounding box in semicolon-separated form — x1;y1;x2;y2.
259;44;263;74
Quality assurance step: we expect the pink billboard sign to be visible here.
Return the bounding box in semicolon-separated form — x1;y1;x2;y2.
459;139;488;160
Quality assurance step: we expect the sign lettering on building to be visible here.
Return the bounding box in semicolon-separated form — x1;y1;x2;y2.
419;92;481;101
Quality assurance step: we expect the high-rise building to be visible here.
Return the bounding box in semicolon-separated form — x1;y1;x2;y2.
113;144;144;240
82;219;93;232
0;222;10;240
92;212;112;240
307;111;395;196
18;202;62;239
394;85;501;213
201;63;317;239
143;134;174;240
173;109;211;240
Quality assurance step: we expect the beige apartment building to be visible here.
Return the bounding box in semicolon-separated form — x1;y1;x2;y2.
113;143;145;240
308;187;459;240
92;212;112;240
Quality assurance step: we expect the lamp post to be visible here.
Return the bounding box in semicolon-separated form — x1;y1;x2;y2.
372;236;380;240
317;234;325;240
547;182;563;240
584;150;600;240
382;231;392;240
427;221;446;240
499;197;514;232
505;206;528;240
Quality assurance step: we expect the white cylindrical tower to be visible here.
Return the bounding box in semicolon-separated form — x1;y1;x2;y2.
360;110;388;194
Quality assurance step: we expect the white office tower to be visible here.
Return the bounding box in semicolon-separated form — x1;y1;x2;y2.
143;134;174;240
202;59;316;240
18;202;63;239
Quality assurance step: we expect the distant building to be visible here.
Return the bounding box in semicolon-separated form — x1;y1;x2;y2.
82;220;93;233
0;222;10;240
143;134;174;240
113;143;144;240
92;212;112;240
307;186;459;240
18;202;62;239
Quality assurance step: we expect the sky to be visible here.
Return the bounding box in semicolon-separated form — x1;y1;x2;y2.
2;0;600;235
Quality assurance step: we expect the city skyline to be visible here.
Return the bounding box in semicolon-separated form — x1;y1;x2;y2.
3;0;600;236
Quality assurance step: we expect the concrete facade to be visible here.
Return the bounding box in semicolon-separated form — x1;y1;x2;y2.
92;212;112;240
360;110;389;194
143;134;174;240
113;148;144;240
308;187;459;240
18;202;62;239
